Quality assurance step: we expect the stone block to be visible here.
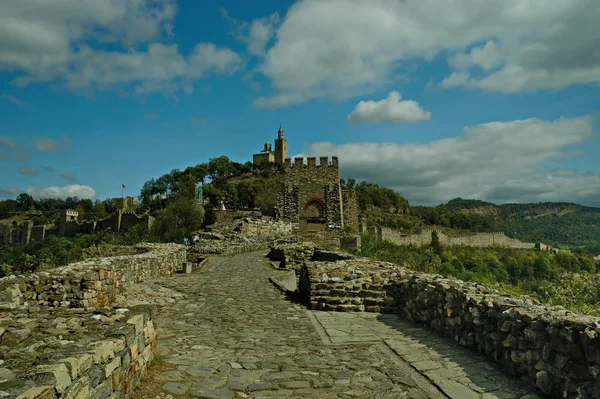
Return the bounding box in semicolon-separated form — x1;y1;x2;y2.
30;363;72;394
15;386;55;399
105;356;121;377
88;341;115;364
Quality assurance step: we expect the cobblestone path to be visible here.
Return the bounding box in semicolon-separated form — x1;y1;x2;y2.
131;251;542;399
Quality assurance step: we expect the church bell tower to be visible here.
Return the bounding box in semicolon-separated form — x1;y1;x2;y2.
274;124;288;164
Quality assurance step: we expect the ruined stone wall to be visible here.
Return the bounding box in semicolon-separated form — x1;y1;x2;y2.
299;230;342;251
0;243;185;398
120;211;154;232
300;258;600;398
377;226;539;249
61;220;96;237
1;211;155;246
0;224;10;245
29;225;46;242
1;305;157;399
213;209;260;224
342;189;359;232
239;217;295;239
96;212;121;232
0;243;185;309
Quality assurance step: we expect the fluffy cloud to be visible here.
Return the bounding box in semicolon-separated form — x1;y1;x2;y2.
347;91;431;124
0;0;240;95
18;166;39;176
255;0;600;106
303;115;600;206
221;8;279;56
61;172;76;181
0;185;96;200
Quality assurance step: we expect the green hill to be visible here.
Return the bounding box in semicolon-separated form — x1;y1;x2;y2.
412;199;600;254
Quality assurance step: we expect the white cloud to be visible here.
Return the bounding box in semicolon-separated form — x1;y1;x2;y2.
27;185;96;200
0;185;97;200
253;92;322;109
246;13;280;56
448;41;504;72
440;72;470;88
221;8;279;57
0;0;240;96
347;91;431;124
304;115;600;206
255;0;600;106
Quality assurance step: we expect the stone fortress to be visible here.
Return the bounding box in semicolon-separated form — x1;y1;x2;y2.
365;225;553;250
253;124;359;233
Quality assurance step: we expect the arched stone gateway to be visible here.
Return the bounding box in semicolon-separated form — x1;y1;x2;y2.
304;198;326;229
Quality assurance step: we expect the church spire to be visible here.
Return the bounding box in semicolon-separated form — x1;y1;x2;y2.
278;123;284;138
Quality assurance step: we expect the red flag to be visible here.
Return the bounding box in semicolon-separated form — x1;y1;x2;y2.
122;183;126;188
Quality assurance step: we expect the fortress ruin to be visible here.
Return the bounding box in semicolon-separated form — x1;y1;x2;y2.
0;209;154;246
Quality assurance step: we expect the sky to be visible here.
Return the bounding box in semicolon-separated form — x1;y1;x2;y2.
0;0;599;207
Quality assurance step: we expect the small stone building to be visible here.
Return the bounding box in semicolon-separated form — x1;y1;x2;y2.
280;156;358;232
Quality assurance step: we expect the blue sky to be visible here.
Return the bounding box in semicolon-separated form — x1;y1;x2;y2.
0;0;599;206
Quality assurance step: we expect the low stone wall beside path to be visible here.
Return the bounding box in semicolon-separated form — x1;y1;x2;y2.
299;257;600;399
0;243;185;398
0;243;186;310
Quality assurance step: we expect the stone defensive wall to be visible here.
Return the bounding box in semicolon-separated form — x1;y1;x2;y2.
373;226;545;249
270;244;600;398
0;243;184;398
0;243;185;309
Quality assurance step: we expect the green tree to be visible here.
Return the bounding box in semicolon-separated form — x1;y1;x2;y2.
16;193;36;211
431;230;442;254
150;196;204;243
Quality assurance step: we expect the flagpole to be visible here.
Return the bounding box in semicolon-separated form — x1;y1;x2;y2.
121;182;124;210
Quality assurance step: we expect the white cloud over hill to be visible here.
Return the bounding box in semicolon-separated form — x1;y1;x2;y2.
304;115;600;206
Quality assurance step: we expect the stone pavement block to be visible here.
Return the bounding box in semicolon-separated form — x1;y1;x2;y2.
435;378;481;399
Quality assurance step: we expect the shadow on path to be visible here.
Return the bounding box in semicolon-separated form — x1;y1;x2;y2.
310;311;543;399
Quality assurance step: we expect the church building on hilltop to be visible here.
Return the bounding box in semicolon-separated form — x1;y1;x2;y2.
253;124;288;165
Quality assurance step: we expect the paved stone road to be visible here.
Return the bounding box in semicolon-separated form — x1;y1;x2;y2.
130;251;543;399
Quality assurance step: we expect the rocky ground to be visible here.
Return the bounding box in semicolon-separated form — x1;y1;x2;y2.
126;250;545;399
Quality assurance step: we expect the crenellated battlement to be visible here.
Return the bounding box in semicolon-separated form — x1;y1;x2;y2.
284;156;339;168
